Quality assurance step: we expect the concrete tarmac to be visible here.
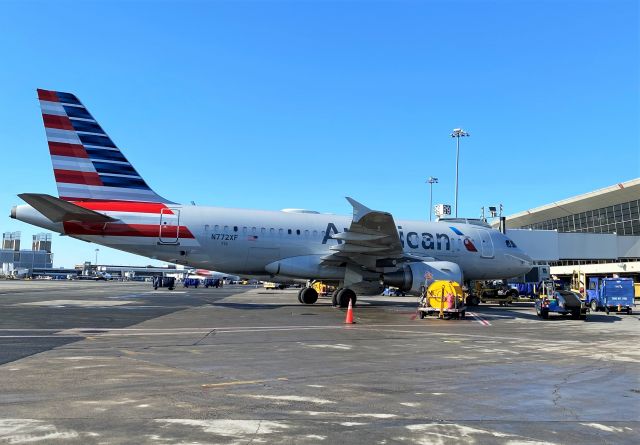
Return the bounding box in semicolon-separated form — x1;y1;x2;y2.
0;281;638;444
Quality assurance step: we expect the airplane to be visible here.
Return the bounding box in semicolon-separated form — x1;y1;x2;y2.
11;89;533;307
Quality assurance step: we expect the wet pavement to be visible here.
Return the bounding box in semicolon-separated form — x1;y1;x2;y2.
0;281;638;444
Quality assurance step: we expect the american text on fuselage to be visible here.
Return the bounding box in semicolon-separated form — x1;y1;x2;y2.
322;223;450;251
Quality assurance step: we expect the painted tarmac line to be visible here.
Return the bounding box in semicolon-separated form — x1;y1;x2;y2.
0;335;83;338
0;323;474;333
354;327;524;342
2;322;515;340
1;326;346;339
202;377;288;389
468;312;491;326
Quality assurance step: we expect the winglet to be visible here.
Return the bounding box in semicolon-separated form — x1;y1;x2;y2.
345;197;372;223
19;193;117;223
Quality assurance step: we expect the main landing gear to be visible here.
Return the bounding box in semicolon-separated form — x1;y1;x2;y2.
297;287;319;305
296;286;357;308
332;288;356;308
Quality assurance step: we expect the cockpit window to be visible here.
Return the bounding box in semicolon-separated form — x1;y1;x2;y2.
505;239;517;248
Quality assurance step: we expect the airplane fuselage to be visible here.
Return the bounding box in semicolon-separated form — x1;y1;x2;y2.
13;202;531;282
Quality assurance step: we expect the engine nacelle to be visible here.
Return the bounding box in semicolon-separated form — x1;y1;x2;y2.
382;261;463;294
264;255;345;280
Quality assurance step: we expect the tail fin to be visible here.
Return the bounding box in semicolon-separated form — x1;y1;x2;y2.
37;89;171;203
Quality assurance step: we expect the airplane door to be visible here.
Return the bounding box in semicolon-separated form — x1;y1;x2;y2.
159;208;180;245
475;229;494;258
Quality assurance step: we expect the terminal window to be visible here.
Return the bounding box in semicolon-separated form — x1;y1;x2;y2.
521;199;640;235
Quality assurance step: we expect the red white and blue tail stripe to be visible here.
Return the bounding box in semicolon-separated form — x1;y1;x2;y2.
38;89;170;203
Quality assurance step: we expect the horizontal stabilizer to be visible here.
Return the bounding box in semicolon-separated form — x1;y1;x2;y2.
18;193;117;223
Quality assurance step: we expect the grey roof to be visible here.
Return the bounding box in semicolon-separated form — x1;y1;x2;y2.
496;178;640;229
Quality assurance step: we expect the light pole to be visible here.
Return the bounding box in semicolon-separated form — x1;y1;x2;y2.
450;128;470;217
94;248;99;267
426;177;438;221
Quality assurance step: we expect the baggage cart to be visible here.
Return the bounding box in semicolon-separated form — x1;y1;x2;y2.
152;276;175;290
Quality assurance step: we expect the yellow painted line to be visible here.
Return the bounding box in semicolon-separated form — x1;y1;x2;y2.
202;377;288;389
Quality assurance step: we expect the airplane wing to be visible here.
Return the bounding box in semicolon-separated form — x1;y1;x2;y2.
322;197;428;271
19;193;117;223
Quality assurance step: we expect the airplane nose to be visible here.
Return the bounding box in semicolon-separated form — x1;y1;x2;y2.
515;250;533;274
504;250;533;275
518;249;533;265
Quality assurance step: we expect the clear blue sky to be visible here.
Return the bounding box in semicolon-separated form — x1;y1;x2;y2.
1;0;638;268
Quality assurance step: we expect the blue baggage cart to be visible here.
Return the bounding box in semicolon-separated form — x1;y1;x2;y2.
587;277;635;315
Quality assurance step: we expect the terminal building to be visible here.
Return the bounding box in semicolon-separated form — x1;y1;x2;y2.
0;231;207;280
495;178;640;284
0;232;54;276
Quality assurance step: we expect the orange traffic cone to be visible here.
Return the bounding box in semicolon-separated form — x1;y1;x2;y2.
344;299;355;324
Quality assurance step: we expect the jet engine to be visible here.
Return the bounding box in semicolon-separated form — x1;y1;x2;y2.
382;261;463;294
264;255;345;280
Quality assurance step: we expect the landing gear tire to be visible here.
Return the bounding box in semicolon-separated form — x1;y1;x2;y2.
297;288;304;304
337;288;356;308
590;300;598;312
299;287;318;305
627;308;633;315
467;295;480;306
418;310;425;319
331;289;341;307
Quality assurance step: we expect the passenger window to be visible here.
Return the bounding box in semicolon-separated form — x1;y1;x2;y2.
252;227;257;233
261;228;266;234
243;227;247;233
214;225;220;231
288;229;292;235
279;229;283;235
224;226;229;232
233;226;238;232
313;230;318;236
296;229;301;235
270;228;275;234
304;230;309;236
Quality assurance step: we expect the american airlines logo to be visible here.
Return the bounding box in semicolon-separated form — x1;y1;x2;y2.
321;223;476;252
